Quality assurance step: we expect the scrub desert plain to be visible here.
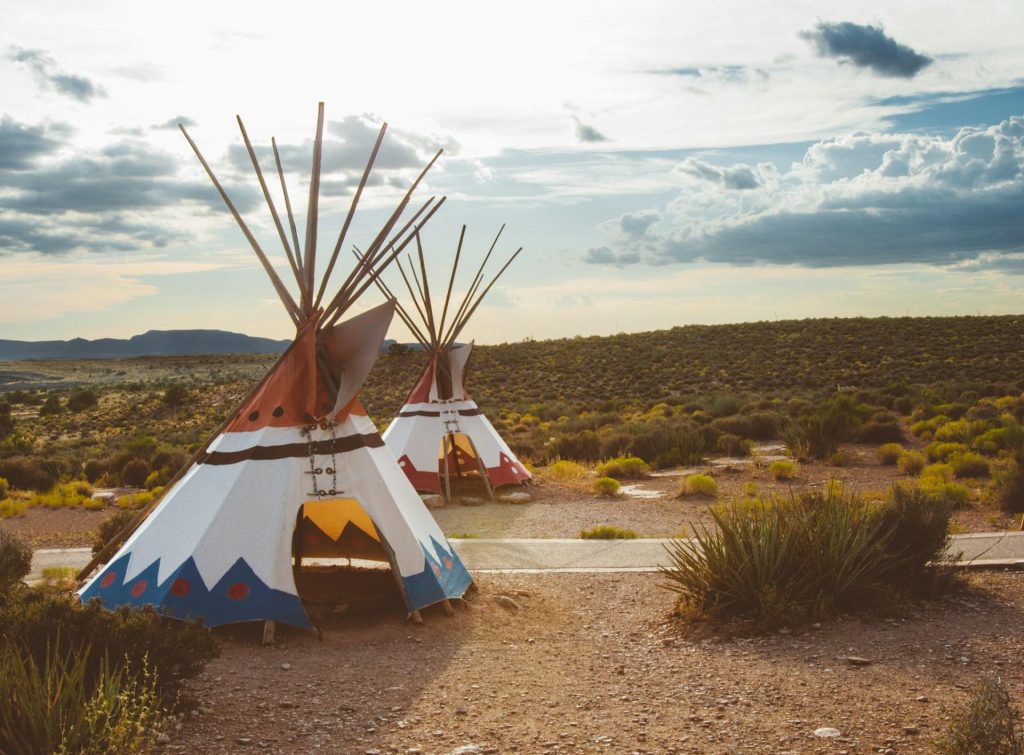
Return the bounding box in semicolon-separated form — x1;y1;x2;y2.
2;314;1024;753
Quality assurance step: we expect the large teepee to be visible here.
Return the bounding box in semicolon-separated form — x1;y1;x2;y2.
377;226;532;500
78;104;472;628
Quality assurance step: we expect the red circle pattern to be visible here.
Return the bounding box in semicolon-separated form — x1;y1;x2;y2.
227;582;250;600
170;579;190;596
130;580;147;597
100;572;117;588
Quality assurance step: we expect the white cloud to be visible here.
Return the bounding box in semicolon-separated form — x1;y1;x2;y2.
587;116;1024;268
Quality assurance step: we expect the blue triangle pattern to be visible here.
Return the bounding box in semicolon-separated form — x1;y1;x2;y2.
80;553;311;628
400;536;473;611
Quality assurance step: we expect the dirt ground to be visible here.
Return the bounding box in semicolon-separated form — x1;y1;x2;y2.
164;570;1024;755
5;442;1018;549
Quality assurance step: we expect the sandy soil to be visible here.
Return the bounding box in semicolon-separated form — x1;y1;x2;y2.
165;570;1024;755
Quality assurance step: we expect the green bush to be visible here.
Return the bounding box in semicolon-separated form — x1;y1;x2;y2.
592;477;621;497
927;441;971;462
949;451;991;478
162;383;188;407
1;592;219;707
580;525;638;539
936;677;1023;755
93;509;140;556
120;459;151;487
877;484;953;583
663;485;953;626
544;459;590;482
857;417;905;444
0;637;162;755
678;474;718;498
0;476;8;499
995;459;1024;514
716;433;752;457
710;412;778;440
769;459;798;480
37;395;63;416
876;443;905;465
596;456;649;479
66;389;99;412
0;458;57;492
548;430;602;462
898;450;927;476
0;530;33;594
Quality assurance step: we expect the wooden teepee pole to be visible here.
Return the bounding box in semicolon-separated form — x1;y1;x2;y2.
313;122;388;311
435;225;466;341
272;137;305;282
440;225;505;346
179;124;302;326
443;247;523;350
236;116;305;300
301;102;326;315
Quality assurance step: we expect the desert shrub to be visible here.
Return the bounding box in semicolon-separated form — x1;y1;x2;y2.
910;415;951;440
0;592;219;707
580;525;638;539
37;395;62;416
921;463;954;483
0;458;57;492
935;418;989;445
919;479;972;508
858;417;905;444
711;412;778;440
828;451;849;467
0;476;7;499
663;489;893;625
93;509;140;556
0;498;27;518
162;383;188;407
706;394;741;417
927;441;971;462
543;459;590;482
898;450;927;476
624;422;712;468
877;484;953;583
0;530;33;594
769;459;797;480
678;474;718;498
664;485;952;626
120;459;151;487
596;456;650;479
592;477;621;497
547;430;602;462
83;459;107;484
876;443;905;465
0;637;162;755
973;427;1014;455
949;452;991;478
995;459;1024;514
66;389;99;412
27;481;94;509
936;676;1023;755
716;433;752;457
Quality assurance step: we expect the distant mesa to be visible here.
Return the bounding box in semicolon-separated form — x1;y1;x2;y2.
0;330;291;360
0;331;426;360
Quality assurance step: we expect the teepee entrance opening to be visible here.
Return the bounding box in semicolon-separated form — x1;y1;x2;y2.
292;499;402;618
439;432;494;501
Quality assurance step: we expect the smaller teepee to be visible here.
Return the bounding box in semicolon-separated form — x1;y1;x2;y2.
378;227;532;500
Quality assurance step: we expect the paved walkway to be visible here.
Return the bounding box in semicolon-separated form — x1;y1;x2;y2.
29;531;1024;583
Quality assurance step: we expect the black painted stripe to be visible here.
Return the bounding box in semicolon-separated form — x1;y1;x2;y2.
396;407;483;418
201;433;385;466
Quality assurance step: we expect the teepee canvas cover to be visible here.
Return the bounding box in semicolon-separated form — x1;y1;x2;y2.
79;105;472;628
377;227;532;498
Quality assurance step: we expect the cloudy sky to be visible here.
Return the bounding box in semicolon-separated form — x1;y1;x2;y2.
2;1;1023;344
